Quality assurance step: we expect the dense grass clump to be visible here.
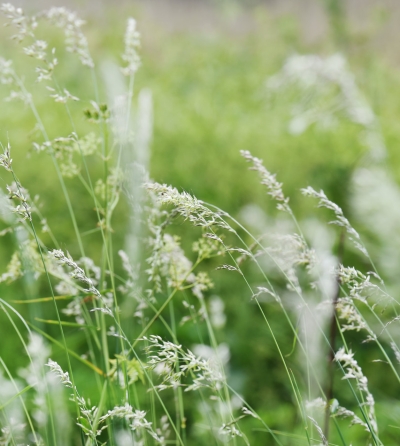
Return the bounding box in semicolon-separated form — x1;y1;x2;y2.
1;3;400;446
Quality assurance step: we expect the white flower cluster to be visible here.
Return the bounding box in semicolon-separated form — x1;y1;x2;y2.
146;182;232;231
0;58;31;102
0;232;44;283
47;86;79;103
0;57;15;85
335;405;368;430
336;298;370;334
0;3;37;41
334;347;378;436
50;249;100;299
306;397;367;432
121;18;141;76
241;150;290;212
119;249;138;282
44;7;94;68
302;186;367;257
338;266;383;302
6;180;32;221
23;39;47;60
0;143;12;171
2;5;57;83
146;232;213;298
99;404;164;444
46;359;73;388
33;133;100;177
219;423;242;438
143;335;224;393
50;250;116;323
217;405;260;440
209;296;226;329
0;250;23;284
47;359;100;440
335;265;386;336
33;134;79;177
0;422;26;445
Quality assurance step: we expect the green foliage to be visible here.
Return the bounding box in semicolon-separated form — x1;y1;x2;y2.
1;3;400;446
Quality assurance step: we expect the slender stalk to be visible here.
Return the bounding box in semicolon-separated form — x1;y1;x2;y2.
324;229;345;439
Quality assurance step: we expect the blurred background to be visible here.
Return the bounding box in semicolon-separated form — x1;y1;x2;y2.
2;0;400;444
3;0;400;217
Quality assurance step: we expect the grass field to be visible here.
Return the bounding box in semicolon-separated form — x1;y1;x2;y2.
1;1;400;445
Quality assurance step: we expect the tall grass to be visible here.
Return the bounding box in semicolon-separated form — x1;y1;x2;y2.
0;3;399;446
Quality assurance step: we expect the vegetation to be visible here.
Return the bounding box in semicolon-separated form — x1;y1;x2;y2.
1;2;400;445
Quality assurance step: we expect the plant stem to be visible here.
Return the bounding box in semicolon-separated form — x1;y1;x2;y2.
324;228;345;439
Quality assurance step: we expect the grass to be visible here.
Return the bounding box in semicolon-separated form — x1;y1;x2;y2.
1;2;400;445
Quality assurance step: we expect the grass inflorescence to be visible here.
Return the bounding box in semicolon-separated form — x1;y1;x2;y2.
0;3;400;446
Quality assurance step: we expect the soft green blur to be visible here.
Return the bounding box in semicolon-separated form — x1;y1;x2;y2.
1;2;400;444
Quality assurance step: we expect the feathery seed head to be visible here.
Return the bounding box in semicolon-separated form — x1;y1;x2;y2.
241;150;290;212
121;17;141;76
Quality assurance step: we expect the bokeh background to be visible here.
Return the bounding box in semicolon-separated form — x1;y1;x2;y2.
2;0;400;444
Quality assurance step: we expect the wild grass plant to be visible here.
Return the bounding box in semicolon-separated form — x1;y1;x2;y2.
0;3;400;445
